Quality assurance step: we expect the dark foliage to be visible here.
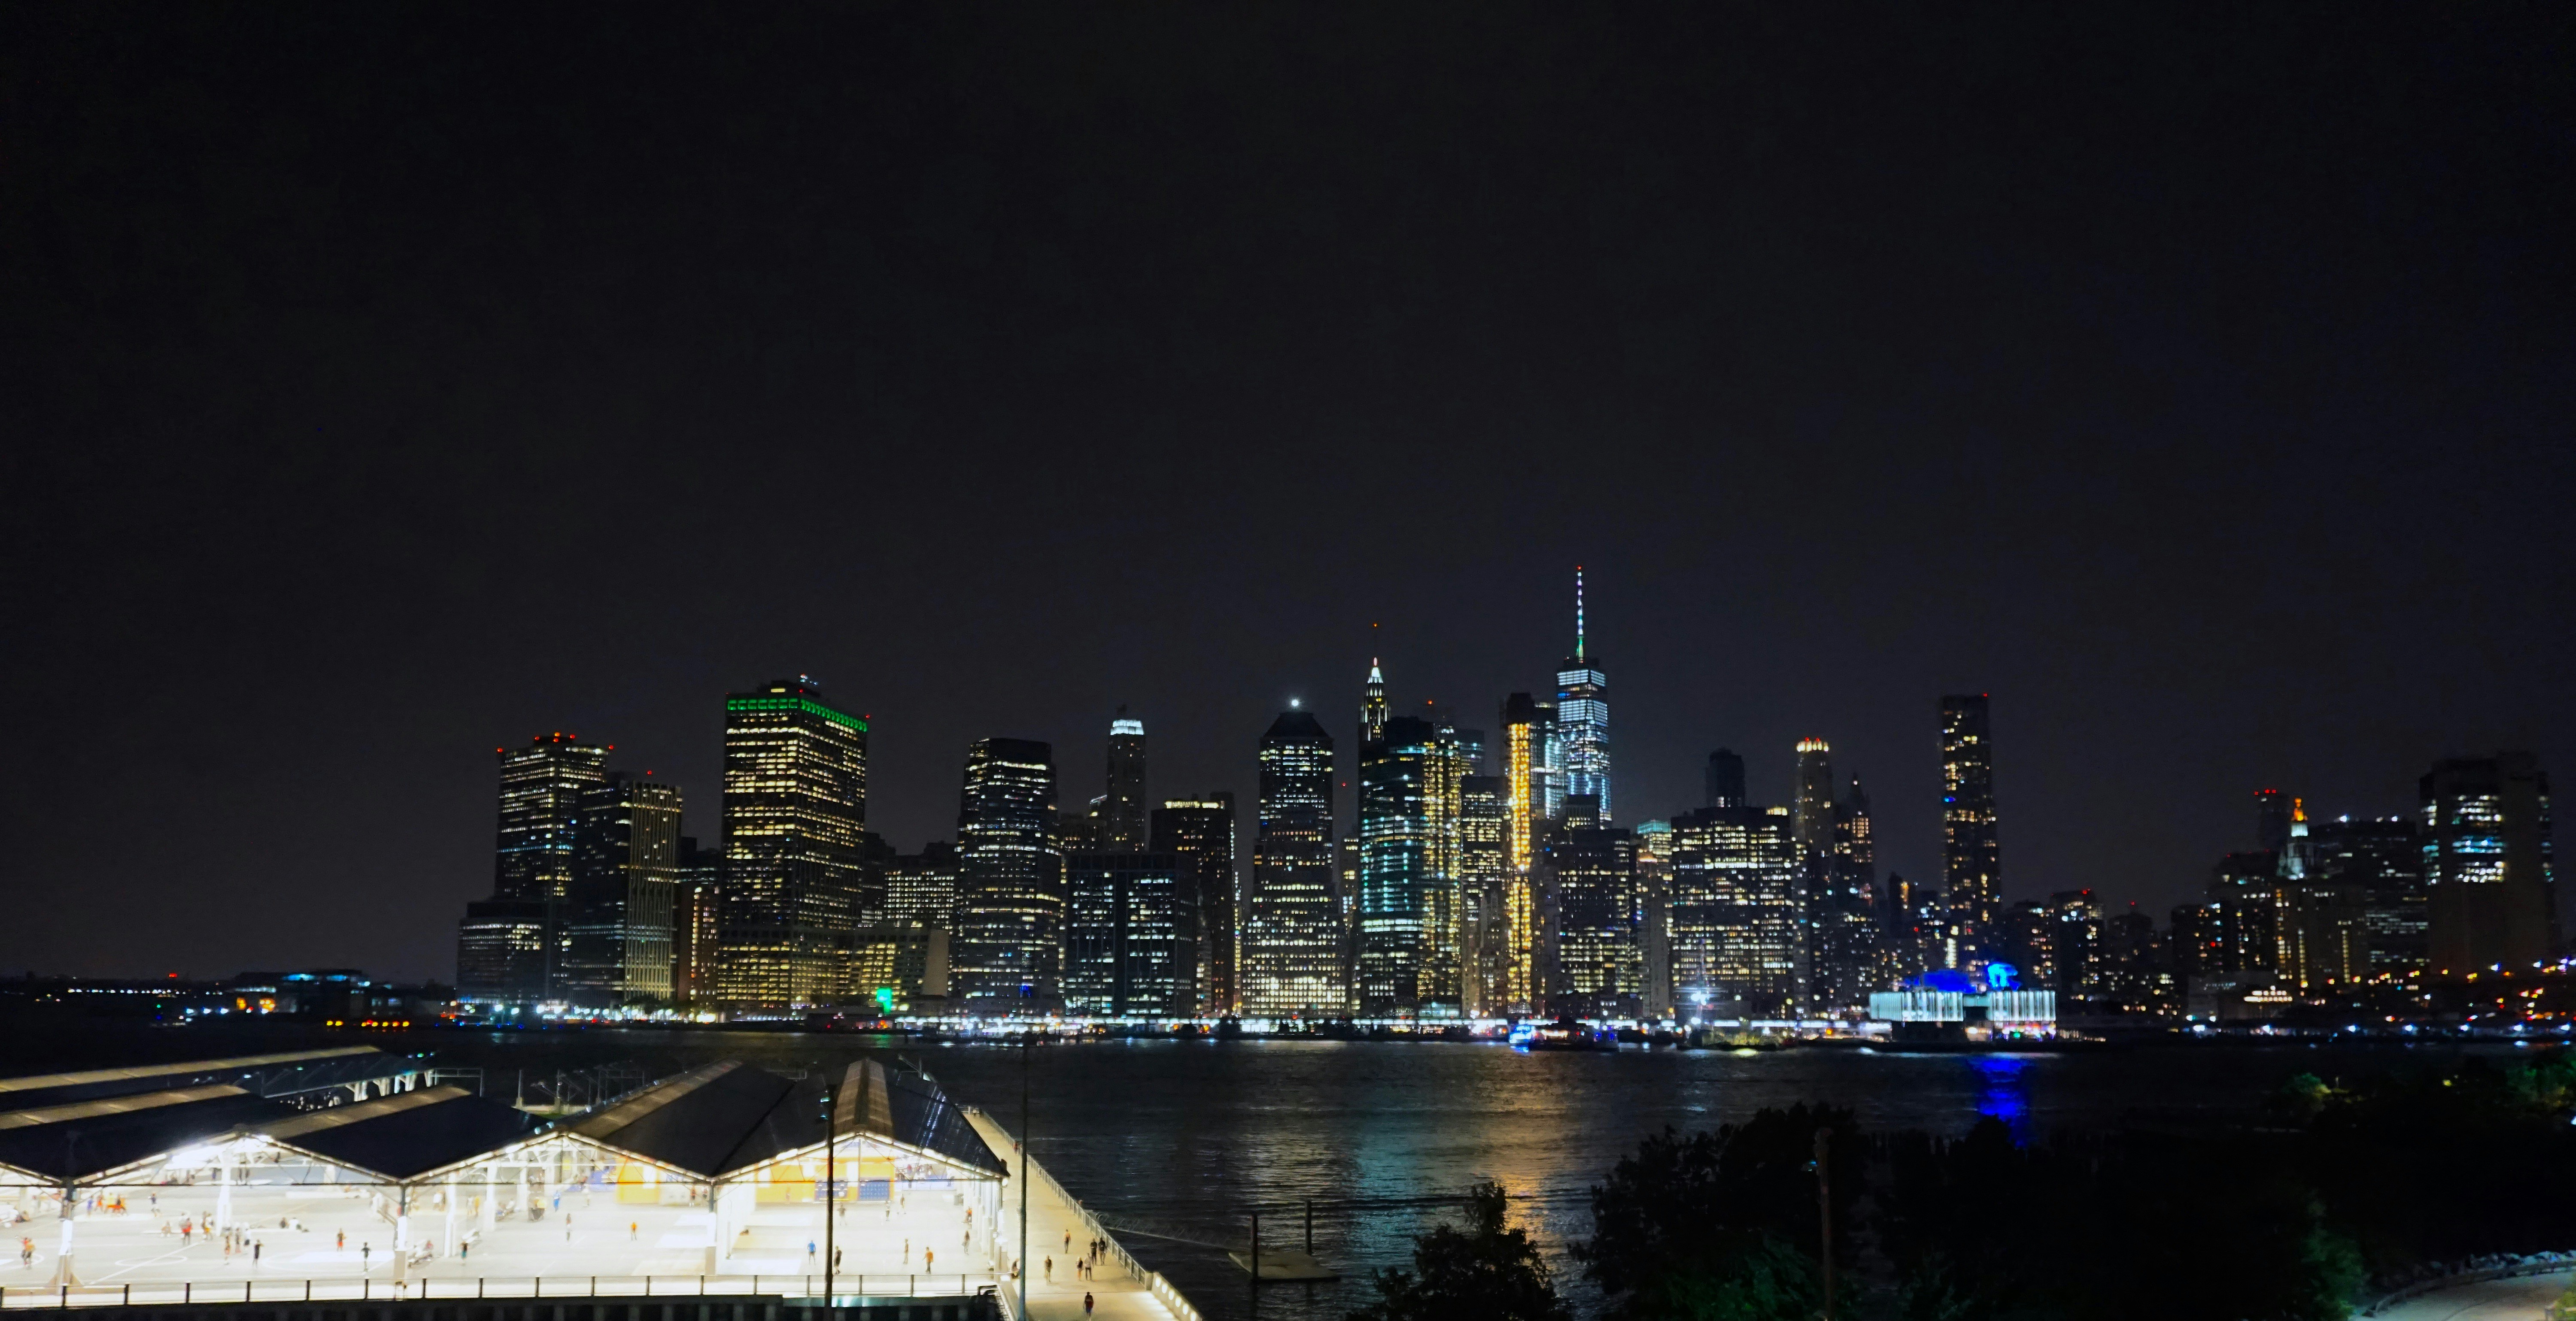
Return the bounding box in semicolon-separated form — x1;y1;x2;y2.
1580;1103;1858;1320
1346;1180;1567;1321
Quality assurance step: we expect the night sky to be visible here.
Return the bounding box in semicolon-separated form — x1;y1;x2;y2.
6;5;2570;982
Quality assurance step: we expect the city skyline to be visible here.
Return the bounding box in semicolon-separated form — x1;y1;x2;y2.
9;7;2570;986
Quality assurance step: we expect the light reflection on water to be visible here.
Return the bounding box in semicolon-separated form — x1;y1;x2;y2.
13;1022;2494;1321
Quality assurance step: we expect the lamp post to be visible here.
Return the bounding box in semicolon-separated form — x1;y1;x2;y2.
823;1073;837;1311
1018;1029;1030;1321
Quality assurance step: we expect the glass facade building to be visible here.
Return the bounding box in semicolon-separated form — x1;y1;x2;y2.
952;737;1065;1007
715;677;870;1010
1244;709;1343;1016
1064;851;1193;1016
1355;714;1476;1015
1554;570;1610;819
1152;796;1239;1015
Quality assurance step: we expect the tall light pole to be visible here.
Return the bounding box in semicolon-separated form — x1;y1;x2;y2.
1019;1029;1031;1321
823;1072;838;1310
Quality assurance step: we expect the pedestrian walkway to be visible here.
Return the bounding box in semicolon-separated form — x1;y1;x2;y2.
959;1109;1195;1321
2375;1269;2571;1321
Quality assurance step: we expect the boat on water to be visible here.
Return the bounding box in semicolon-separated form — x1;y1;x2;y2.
1511;1017;1619;1051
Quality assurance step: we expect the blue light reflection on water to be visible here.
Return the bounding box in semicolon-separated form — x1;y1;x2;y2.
1967;1053;2036;1140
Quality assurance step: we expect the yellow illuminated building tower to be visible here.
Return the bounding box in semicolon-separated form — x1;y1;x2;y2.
1498;693;1545;1014
716;676;870;1010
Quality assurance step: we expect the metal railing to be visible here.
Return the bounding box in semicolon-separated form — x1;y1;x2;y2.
0;1274;1001;1310
959;1107;1200;1321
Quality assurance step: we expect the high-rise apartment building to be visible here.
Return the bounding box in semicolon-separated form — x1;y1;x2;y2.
1792;739;1836;860
1668;804;1804;1017
1064;851;1193;1017
1244;709;1343;1017
1555;570;1610;820
1940;694;2002;950
1103;712;1148;851
715;678;870;1010
2422;753;2557;976
1152;796;1239;1015
562;772;683;1007
952;738;1064;1007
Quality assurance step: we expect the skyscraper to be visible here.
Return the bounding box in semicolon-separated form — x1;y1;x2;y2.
952;738;1065;1007
1939;694;2002;951
1152;795;1239;1015
1459;774;1509;1017
671;839;723;1005
1705;748;1747;809
715;677;870;1009
1360;660;1388;751
562;772;683;1007
1244;709;1344;1017
1064;851;1192;1017
462;731;609;1002
1543;795;1642;1018
1812;775;1880;1009
1792;739;1836;861
1668;803;1804;1018
1103;712;1148;851
1555;569;1611;820
886;840;959;927
492;733;610;904
2310;815;2427;979
1498;693;1546;1016
1355;713;1474;1015
2421;753;2556;976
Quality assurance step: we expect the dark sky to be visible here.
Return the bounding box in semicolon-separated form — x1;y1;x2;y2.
5;5;2571;982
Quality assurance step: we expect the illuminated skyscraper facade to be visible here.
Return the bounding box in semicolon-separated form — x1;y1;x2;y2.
1555;570;1610;819
563;772;683;1007
493;733;609;903
464;731;609;1002
1813;774;1881;1008
1152;795;1239;1015
1459;774;1508;1016
1939;694;2002;950
1103;713;1148;851
1541;796;1642;1018
1356;713;1476;1015
886;840;958;927
1064;851;1192;1016
2309;815;2427;979
2421;752;2556;977
1499;693;1545;1014
1244;709;1343;1016
1668;804;1804;1017
952;737;1065;1006
716;678;870;1009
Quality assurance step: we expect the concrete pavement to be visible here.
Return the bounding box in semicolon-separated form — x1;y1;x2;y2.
2375;1269;2571;1321
960;1109;1195;1321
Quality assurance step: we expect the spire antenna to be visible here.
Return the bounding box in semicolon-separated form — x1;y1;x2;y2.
1575;565;1586;661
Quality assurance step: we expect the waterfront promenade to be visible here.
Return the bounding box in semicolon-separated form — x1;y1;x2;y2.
2375;1269;2572;1321
961;1109;1194;1321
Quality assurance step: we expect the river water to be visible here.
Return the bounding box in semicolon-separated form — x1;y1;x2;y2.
1;1021;2518;1320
